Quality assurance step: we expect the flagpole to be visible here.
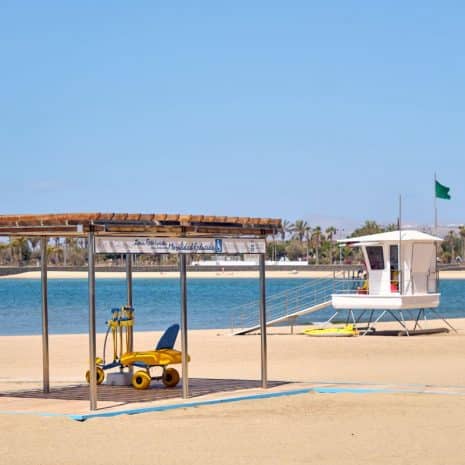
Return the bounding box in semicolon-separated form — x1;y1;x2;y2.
434;172;438;235
399;194;403;295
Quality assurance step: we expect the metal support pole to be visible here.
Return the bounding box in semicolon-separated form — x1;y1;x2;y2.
413;309;422;332
259;253;268;388
430;308;458;333
399;195;403;295
290;317;295;335
126;254;133;308
40;237;50;393
126;254;134;377
179;254;189;398
88;230;97;411
434;172;438;235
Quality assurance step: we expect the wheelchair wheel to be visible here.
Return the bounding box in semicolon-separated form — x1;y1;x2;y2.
132;370;151;390
85;367;105;385
162;368;180;388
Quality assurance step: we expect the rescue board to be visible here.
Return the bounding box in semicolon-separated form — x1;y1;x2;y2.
303;324;358;337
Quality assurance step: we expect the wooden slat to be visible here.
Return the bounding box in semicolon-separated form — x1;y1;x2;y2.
179;215;192;225
102;225;183;234
111;213;128;222
0;212;282;237
189;215;204;222
139;214;156;222
0;226;87;235
17;218;42;226
93;213;112;222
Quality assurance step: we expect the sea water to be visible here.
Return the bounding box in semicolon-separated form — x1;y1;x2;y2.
0;278;464;335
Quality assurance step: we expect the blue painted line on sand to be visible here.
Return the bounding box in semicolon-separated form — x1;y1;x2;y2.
313;387;465;396
311;380;465;389
314;387;390;394
2;385;465;421
69;387;314;421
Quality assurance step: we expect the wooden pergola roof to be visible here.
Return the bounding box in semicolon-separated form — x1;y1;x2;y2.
0;213;281;237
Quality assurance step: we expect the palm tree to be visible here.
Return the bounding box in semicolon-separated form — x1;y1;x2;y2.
291;220;310;243
445;230;457;263
0;242;9;265
459;225;465;260
351;221;383;237
311;226;322;265
384;223;398;232
325;226;337;264
281;220;292;241
48;242;63;265
10;237;31;265
304;228;311;262
63;237;76;266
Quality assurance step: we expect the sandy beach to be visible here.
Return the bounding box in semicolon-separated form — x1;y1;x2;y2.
1;320;465;464
2;269;465;279
3;0;464;463
0;269;332;280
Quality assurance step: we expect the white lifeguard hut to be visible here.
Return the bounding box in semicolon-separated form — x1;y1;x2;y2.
331;230;455;334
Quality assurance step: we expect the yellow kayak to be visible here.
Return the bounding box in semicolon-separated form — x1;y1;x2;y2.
303;324;358;337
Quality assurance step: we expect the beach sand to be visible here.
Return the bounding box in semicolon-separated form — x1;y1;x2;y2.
2;393;465;465
1;320;465;464
2;269;465;279
0;269;338;279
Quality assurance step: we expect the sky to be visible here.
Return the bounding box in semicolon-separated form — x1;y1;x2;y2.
1;1;464;231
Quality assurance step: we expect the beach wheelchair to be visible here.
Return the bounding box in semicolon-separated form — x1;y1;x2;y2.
121;323;187;390
85;306;188;390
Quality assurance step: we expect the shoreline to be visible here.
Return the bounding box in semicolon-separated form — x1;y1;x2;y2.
0;270;349;279
1;269;465;279
0;317;463;339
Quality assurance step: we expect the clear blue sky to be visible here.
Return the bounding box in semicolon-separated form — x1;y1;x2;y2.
1;1;464;230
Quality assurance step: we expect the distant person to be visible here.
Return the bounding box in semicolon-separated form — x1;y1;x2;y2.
357;273;368;294
390;267;399;292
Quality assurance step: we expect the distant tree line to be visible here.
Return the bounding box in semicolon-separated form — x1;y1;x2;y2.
0;237;89;267
267;220;465;265
1;222;465;266
0;235;184;267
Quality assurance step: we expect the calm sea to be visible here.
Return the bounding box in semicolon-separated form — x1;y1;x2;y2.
0;278;464;335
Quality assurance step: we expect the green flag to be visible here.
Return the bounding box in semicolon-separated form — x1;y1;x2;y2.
435;180;451;200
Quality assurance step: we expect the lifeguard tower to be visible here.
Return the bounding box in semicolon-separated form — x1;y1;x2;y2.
331;230;455;335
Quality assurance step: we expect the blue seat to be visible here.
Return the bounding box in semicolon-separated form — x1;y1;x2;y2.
155;324;180;350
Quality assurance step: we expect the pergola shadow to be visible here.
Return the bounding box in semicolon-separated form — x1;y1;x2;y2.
0;378;290;404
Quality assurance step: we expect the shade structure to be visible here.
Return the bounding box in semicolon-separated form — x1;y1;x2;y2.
0;213;280;237
0;212;281;411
